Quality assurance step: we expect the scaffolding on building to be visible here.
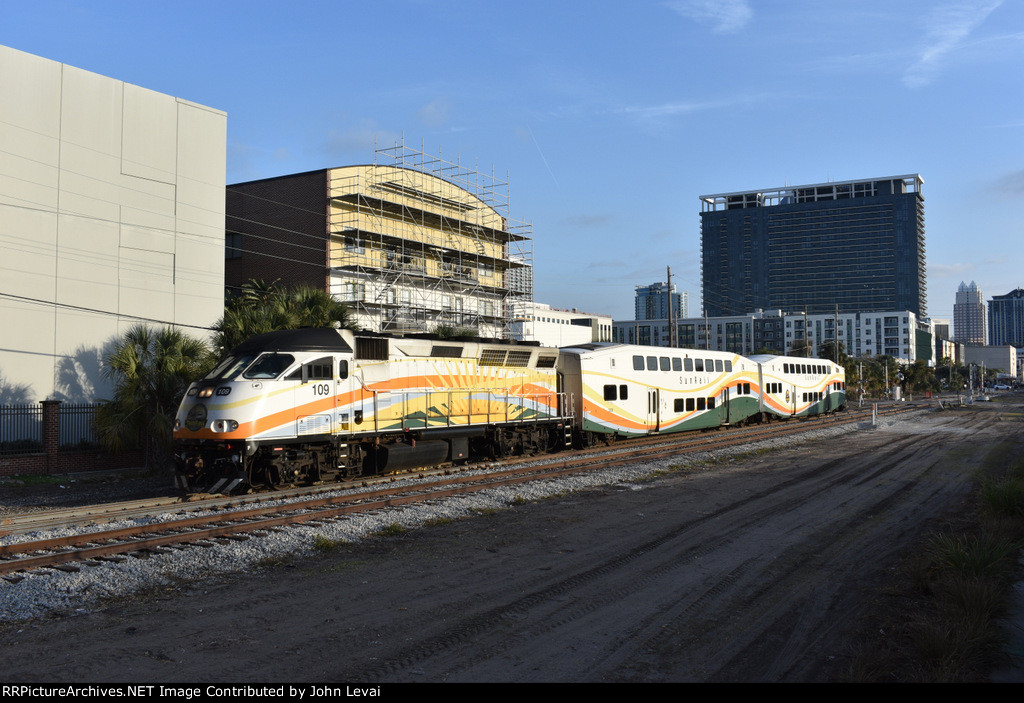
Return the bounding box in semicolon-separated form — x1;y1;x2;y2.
327;141;533;339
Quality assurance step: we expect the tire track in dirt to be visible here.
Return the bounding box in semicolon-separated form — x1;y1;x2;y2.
343;416;970;681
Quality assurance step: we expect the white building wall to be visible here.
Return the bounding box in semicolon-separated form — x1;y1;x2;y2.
512;302;611;347
0;45;226;402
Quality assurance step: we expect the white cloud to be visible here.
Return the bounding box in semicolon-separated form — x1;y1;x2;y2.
417;98;452;129
903;0;1003;87
666;0;753;34
620;92;770;120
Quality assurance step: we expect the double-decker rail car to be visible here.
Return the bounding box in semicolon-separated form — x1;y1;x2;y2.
750;354;847;419
559;343;763;441
173;328;572;493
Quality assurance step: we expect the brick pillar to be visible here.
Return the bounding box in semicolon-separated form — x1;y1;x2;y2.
41;400;61;474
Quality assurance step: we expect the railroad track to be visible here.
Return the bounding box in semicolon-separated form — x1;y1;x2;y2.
0;402;924;581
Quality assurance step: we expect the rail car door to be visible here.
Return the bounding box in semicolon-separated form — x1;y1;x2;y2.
647;388;660;432
722;387;730;425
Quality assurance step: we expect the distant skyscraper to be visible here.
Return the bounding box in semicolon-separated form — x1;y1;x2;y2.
954;281;987;345
635;282;687;320
699;175;926;317
988;288;1024;347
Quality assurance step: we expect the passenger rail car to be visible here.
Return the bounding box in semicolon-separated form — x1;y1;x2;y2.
560;345;845;444
559;345;761;438
750;355;846;419
173;328;572;493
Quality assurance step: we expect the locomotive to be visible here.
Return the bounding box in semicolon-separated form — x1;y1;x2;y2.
172;328;845;493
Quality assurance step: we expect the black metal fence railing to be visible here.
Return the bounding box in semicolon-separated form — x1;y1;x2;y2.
0;404;43;456
0;403;99;456
59;403;99;450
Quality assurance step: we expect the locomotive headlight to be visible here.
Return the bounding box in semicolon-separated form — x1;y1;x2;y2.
198;387;214;398
211;419;239;433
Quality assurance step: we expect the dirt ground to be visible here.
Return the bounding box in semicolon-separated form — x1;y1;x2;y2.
0;402;1019;682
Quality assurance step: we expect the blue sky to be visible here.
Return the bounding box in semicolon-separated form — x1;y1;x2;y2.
4;0;1022;324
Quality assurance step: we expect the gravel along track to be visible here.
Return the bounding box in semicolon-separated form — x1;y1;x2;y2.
0;403;1014;682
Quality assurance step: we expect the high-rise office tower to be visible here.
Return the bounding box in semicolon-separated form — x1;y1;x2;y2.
954;280;987;345
699;175;926;317
988;287;1024;347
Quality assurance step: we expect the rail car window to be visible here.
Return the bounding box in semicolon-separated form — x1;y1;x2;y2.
686;398;695;411
647;356;657;371
697;398;706;411
725;361;732;372
708;397;715;409
603;385;617;401
684;358;694;372
674;398;685;412
660;357;670;371
695;359;704;372
620;384;628;400
633;355;644;370
673;358;682;371
243;353;296;380
743;383;750;394
715;360;724;372
705;359;714;372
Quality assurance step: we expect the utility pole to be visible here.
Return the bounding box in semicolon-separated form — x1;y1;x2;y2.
667;266;676;348
834;303;839;364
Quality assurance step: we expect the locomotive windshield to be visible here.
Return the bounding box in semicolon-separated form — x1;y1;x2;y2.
242;353;296;379
203;353;297;381
204;354;257;381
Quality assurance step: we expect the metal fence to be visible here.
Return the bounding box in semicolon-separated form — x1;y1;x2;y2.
59;404;99;449
0;403;99;456
0;404;43;456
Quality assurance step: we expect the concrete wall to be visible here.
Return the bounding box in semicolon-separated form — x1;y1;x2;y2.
0;45;226;403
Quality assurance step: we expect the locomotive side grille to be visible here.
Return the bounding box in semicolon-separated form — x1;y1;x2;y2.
430;345;463;358
536;356;557;368
479;349;507;366
504;350;533;367
356;337;390;360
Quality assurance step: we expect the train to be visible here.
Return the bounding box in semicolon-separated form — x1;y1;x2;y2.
172;328;846;494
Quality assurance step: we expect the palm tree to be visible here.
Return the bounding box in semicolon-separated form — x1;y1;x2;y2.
94;325;213;471
212;280;355;357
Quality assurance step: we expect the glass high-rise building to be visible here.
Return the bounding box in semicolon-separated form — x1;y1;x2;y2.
699;175;926;317
988;288;1024;347
635;282;687;320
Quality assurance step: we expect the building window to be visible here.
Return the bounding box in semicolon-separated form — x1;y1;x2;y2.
226;232;242;259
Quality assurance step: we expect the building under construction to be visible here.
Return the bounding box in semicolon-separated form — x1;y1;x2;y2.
226;143;533;338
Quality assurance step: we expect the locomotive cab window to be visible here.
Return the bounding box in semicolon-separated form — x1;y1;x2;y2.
243;353;296;380
288;356;334;382
206;354;256;381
